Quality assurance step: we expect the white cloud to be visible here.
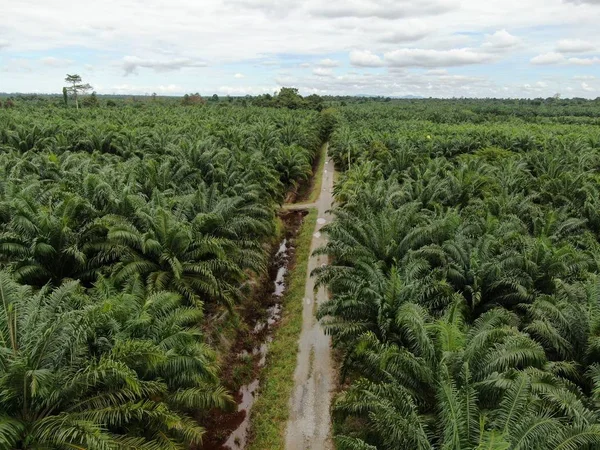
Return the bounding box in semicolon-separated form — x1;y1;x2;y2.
573;75;596;80
426;69;449;75
317;58;340;67
274;74;297;85
349;50;384;67
581;82;595;91
40;56;72;67
109;84;184;94
227;0;300;16
385;48;493;67
310;0;457;20
556;38;596;52
482;29;520;50
217;85;279;95
518;80;555;95
1;0;600;98
563;0;600;4
378;21;431;43
234;73;245;78
379;29;429;43
257;60;280;67
567;56;600;65
313;67;334;77
530;52;565;65
1;58;34;73
122;56;208;75
274;68;496;98
531;52;600;66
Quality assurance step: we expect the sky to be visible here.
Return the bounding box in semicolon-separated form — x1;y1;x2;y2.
0;0;599;98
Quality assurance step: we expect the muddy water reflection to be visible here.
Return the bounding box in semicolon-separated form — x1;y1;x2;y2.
223;238;290;449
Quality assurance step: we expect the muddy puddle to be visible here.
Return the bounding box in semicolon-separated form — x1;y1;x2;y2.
223;239;289;450
200;211;305;450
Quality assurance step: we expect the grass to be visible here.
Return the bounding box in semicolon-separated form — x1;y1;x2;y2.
246;208;317;450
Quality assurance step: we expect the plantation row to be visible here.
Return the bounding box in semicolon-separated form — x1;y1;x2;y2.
0;104;331;448
318;102;600;449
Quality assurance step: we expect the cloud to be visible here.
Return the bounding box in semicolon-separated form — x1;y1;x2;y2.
226;0;299;17
310;0;456;20
273;68;496;98
352;43;502;71
520;81;552;94
234;73;245;78
482;29;520;50
255;59;280;67
531;52;600;66
350;50;384;67
378;27;430;44
573;75;596;80
567;56;600;65
556;38;596;52
2;0;600;98
122;56;208;75
563;0;600;4
426;69;449;75
317;58;340;67
217;85;279;95
0;40;8;50
384;48;493;67
1;58;33;73
530;52;565;65
312;67;334;77
109;84;184;94
581;82;595;91
40;56;73;67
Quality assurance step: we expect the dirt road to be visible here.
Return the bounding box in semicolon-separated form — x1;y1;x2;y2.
285;148;335;450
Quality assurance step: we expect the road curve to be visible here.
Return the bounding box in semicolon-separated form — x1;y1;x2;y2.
285;147;335;450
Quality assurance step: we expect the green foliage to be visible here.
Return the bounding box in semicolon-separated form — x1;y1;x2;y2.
252;87;325;111
318;100;600;449
275;87;304;110
83;91;99;108
0;101;326;447
0;272;229;448
63;74;92;110
181;93;205;106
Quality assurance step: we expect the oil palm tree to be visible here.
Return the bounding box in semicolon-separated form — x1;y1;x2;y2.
332;305;600;450
92;207;244;307
0;271;212;449
0;192;95;286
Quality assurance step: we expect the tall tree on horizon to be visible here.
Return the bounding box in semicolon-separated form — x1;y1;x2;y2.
64;74;92;110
